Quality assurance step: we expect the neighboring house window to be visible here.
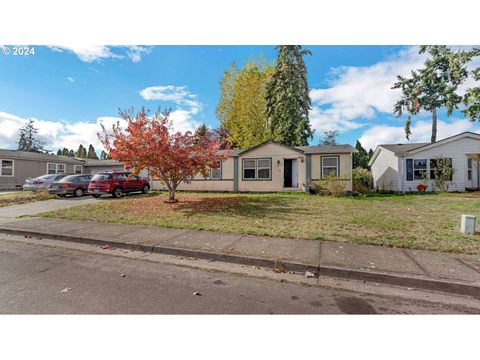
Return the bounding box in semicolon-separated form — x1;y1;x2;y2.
406;159;413;181
467;158;473;181
413;159;427;180
321;156;339;179
47;163;66;174
74;165;83;174
210;161;222;180
242;158;271;180
0;159;14;176
430;158;453;181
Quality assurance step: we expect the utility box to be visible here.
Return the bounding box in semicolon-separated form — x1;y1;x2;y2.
460;214;476;235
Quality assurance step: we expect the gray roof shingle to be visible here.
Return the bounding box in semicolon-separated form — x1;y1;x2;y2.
380;143;430;155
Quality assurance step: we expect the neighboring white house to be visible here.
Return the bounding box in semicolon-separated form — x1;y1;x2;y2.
369;132;480;192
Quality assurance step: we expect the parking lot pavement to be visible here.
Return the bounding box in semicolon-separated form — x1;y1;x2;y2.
0;197;96;223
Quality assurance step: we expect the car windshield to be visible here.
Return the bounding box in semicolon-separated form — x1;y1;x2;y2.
36;174;55;180
92;174;112;180
59;175;79;182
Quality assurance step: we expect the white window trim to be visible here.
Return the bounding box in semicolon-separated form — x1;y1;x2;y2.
0;159;14;177
242;158;272;181
74;165;83;174
321;156;339;179
47;162;66;174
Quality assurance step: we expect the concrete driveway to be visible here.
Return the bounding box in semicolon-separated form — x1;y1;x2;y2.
0;197;96;224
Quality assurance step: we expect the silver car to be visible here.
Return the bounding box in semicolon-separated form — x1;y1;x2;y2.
23;174;70;192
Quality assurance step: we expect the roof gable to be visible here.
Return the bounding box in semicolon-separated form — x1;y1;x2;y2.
238;140;304;156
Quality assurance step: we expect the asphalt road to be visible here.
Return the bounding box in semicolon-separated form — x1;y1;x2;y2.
1;236;479;314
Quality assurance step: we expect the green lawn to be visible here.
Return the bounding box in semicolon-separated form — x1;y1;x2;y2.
0;191;55;207
39;191;480;254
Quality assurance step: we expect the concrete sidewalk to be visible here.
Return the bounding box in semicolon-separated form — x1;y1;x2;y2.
1;217;479;297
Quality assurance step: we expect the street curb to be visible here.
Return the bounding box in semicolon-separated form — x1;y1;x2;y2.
1;226;480;298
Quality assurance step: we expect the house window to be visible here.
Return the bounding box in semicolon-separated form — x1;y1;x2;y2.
47;163;66;174
74;165;83;174
413;159;427;180
321;156;339;179
0;159;14;176
210;161;222;180
468;158;473;181
430;158;453;181
257;159;271;179
243;159;257;179
242;158;271;180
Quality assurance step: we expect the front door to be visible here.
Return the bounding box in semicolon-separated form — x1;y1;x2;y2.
284;159;292;187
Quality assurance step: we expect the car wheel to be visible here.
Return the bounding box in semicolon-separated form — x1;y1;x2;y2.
74;188;84;197
112;187;123;198
92;194;101;198
142;185;150;194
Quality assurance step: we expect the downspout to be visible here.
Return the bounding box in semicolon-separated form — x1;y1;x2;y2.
233;156;238;192
400;155;405;193
305;154;312;193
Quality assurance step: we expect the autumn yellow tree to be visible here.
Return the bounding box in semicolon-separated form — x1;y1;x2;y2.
216;60;274;148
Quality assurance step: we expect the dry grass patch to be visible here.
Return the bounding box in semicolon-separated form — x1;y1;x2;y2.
40;191;480;254
0;191;55;207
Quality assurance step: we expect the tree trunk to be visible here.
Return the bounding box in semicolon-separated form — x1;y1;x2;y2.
166;187;177;203
431;108;437;143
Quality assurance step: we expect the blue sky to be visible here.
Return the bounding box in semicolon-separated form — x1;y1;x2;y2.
0;45;479;153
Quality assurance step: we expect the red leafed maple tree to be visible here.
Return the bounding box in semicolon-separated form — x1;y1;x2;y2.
100;108;231;202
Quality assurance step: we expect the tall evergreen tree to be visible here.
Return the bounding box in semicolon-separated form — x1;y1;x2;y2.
462;49;480;121
68;149;75;157
56;149;62;155
392;46;475;142
368;148;374;158
265;45;313;146
61;148;69;156
87;144;99;159
353;140;370;169
100;150;107;160
16;119;45;152
75;144;87;158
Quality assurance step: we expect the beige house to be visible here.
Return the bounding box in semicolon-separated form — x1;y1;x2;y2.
152;140;356;192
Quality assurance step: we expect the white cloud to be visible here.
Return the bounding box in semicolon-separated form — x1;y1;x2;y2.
309;47;426;133
125;46;152;63
48;45;152;63
139;85;202;132
309;46;480;135
0;110;121;152
359;118;480;151
67;76;75;82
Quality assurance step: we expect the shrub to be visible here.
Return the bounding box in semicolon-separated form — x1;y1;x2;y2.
352;167;373;193
310;174;349;197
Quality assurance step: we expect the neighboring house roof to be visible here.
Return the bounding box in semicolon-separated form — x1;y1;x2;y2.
379;143;430;155
81;159;123;167
0;149;84;163
231;140;357;157
369;131;480;166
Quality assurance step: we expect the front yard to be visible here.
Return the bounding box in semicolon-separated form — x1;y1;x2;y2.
40;191;480;254
0;191;55;207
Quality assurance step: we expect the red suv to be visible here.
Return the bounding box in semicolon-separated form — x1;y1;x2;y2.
88;171;150;198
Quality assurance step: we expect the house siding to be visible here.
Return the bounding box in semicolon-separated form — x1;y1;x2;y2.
0;158;82;190
310;153;353;191
371;148;400;192
400;137;480;192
